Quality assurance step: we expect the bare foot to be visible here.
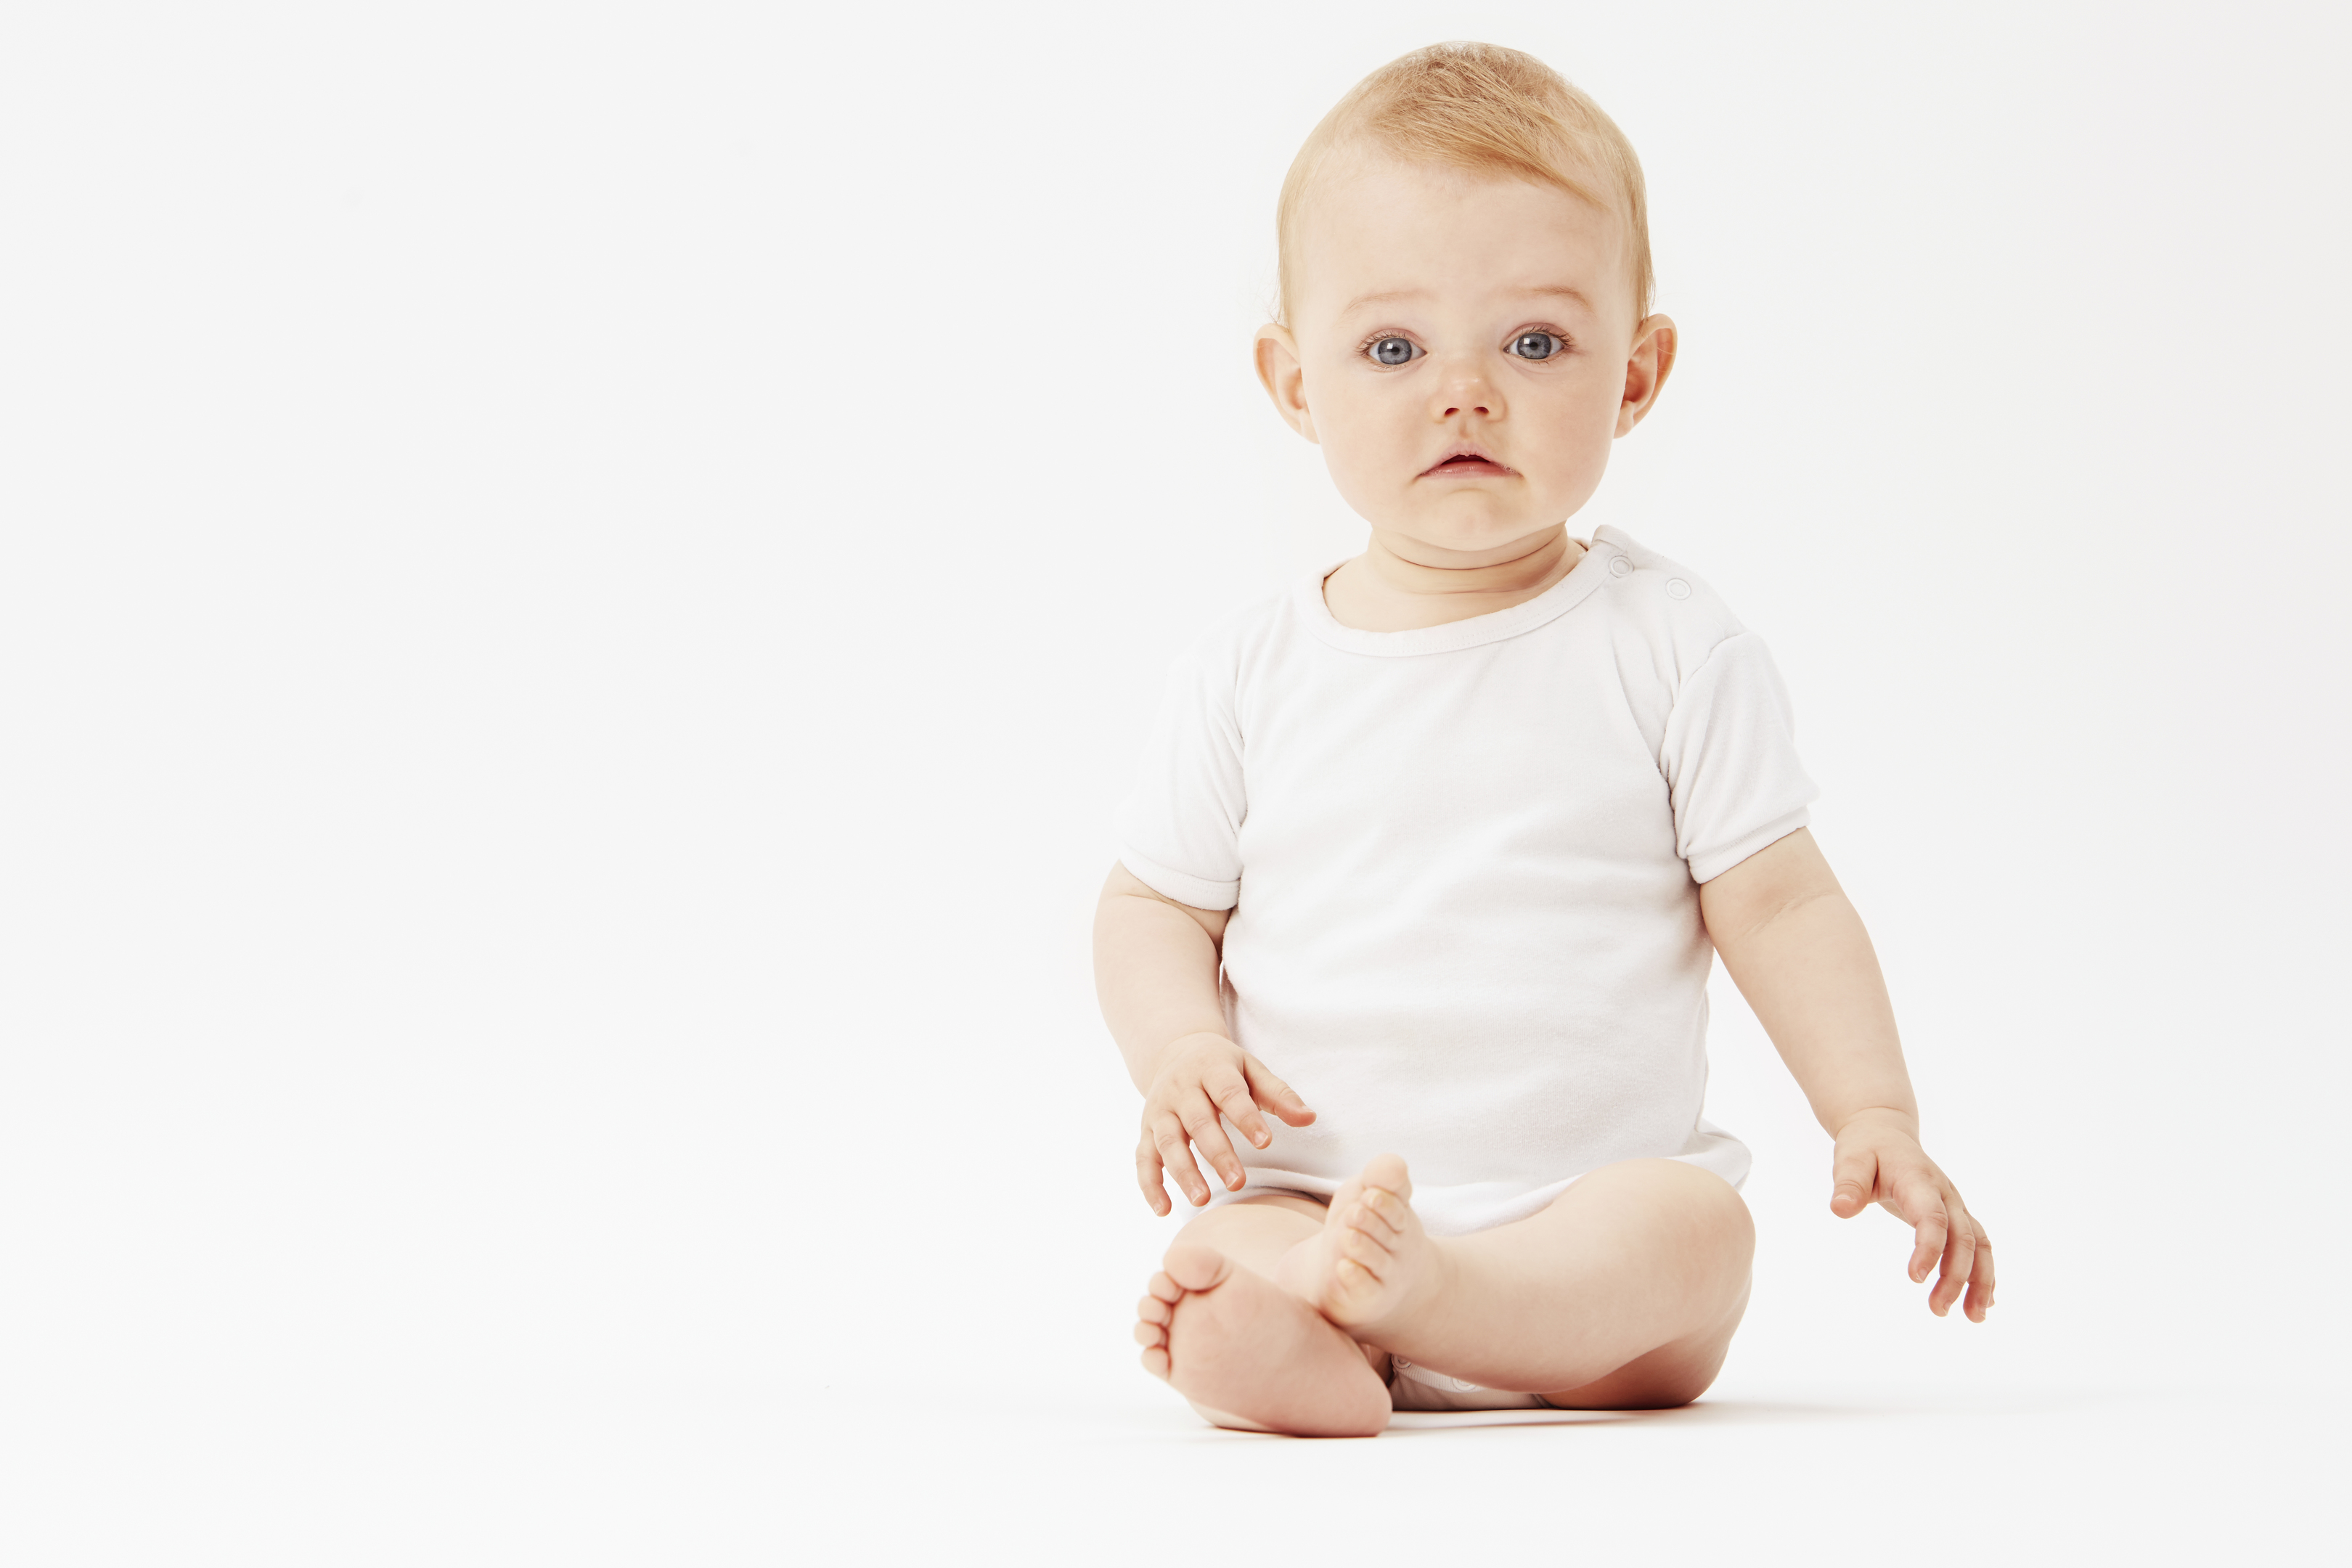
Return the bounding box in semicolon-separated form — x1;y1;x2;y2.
1273;1153;1442;1336
1133;1244;1389;1437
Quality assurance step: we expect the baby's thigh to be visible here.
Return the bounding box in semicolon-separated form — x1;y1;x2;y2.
1170;1192;1326;1277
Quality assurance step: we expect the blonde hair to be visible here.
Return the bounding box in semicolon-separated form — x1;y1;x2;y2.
1275;42;1653;330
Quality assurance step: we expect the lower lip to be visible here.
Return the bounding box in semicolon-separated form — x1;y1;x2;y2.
1423;459;1513;478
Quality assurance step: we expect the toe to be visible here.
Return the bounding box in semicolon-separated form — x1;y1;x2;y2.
1323;1172;1366;1220
1324;1251;1397;1322
1161;1243;1233;1294
1336;1223;1392;1272
1133;1318;1167;1348
1361;1186;1410;1231
1138;1294;1171;1326
1146;1271;1183;1304
1344;1199;1400;1243
1140;1346;1169;1380
1364;1153;1413;1204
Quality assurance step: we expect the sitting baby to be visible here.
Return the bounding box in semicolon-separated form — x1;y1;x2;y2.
1097;41;1994;1436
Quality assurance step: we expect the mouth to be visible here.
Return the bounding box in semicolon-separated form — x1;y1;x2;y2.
1420;445;1516;479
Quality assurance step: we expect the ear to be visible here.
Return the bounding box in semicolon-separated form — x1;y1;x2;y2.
1253;323;1318;444
1615;314;1678;437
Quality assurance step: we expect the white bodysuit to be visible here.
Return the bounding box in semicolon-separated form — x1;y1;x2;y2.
1117;526;1818;1237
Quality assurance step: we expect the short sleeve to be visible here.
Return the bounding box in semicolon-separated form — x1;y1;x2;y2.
1114;639;1247;910
1659;632;1818;883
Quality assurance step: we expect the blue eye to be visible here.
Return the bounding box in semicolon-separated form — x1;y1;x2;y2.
1510;331;1564;360
1368;336;1418;366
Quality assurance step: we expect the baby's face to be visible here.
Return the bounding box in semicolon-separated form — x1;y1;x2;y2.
1261;155;1666;560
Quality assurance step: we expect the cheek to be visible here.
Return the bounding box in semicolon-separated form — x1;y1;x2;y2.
1311;379;1406;470
1503;377;1617;509
1532;372;1622;455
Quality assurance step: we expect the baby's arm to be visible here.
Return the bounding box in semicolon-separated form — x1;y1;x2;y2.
1701;830;1996;1322
1093;865;1315;1215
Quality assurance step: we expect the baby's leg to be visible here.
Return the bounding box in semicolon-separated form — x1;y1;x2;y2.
1283;1156;1753;1408
1132;1196;1392;1437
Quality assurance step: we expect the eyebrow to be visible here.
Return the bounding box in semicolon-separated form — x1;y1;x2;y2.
1339;284;1595;316
1524;285;1595;311
1339;289;1427;314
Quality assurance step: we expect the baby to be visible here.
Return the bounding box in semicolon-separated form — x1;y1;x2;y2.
1098;43;1993;1437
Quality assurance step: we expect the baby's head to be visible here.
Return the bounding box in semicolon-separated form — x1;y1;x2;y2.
1256;44;1675;563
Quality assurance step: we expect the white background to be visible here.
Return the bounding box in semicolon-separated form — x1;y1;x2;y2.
2;1;2345;1561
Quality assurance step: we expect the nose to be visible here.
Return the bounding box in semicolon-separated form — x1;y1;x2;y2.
1429;353;1502;421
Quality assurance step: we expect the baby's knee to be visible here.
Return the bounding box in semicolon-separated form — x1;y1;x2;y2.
1167;1201;1270;1252
1605;1159;1756;1261
1164;1192;1323;1275
1685;1164;1755;1248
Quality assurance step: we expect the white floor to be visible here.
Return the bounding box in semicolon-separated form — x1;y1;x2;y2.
3;1370;2330;1564
794;1379;2334;1564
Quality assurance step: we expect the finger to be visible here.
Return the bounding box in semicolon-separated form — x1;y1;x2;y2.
1241;1055;1316;1126
1180;1097;1249;1193
1135;1137;1172;1217
1152;1119;1212;1206
1930;1204;1977;1316
1963;1231;1996;1322
1902;1179;1950;1285
1204;1067;1272;1151
1829;1142;1877;1219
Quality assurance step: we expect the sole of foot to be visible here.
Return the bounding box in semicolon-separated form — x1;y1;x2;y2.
1273;1153;1436;1335
1134;1244;1389;1438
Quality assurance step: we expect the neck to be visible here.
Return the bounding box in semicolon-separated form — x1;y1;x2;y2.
1323;525;1587;633
1365;526;1577;597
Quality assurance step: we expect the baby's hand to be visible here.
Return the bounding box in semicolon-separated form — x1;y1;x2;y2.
1829;1110;1996;1322
1136;1033;1315;1215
